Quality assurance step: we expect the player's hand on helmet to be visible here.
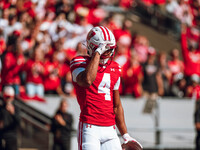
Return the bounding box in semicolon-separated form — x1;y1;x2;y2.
122;133;143;148
95;43;108;55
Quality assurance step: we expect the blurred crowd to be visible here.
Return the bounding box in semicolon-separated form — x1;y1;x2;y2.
140;0;200;27
0;0;200;101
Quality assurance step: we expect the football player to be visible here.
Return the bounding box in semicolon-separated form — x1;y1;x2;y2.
70;26;142;150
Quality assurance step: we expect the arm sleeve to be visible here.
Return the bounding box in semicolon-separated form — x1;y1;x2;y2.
70;56;88;82
72;67;85;82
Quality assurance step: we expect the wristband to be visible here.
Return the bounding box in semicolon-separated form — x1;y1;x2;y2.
95;48;102;55
122;133;130;139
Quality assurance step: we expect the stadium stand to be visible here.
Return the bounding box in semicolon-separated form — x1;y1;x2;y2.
0;0;200;149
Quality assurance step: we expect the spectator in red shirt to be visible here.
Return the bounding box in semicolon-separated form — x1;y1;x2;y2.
44;52;62;94
122;50;143;98
168;48;184;83
19;0;36;18
74;0;99;25
1;35;25;96
133;35;149;64
44;51;71;96
74;0;98;9
113;18;132;48
114;39;130;68
181;25;200;81
186;26;200;47
113;20;133;67
186;74;200;100
119;0;135;9
58;42;87;97
24;44;45;98
101;14;120;32
0;33;6;90
0;31;6;66
50;38;67;64
87;7;107;26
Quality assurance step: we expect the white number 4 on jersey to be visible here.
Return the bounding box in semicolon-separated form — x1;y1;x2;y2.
98;73;111;101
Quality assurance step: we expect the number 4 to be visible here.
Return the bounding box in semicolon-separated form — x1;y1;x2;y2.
98;73;111;101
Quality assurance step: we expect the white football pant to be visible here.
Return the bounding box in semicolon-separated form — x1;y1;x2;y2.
78;121;122;150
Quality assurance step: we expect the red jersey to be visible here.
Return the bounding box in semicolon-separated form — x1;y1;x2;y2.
187;85;200;100
141;0;153;6
25;59;44;84
181;33;200;76
168;60;184;76
0;37;6;54
44;61;70;91
1;52;25;85
43;61;61;91
154;0;165;5
194;85;200;100
113;28;132;47
122;60;143;96
70;56;121;126
119;0;134;9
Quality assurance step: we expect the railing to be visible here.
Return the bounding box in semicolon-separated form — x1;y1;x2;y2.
15;99;52;124
13;99;53;149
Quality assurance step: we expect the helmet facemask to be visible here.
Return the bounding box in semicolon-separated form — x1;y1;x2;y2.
99;46;115;65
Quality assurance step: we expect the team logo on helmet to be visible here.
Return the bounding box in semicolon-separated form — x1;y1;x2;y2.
87;30;96;41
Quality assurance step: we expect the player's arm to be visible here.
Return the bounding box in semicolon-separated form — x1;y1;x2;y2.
181;24;189;60
75;43;107;87
113;90;128;135
113;82;143;148
76;52;100;87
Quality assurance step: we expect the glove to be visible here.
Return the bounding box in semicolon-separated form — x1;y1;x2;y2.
95;43;107;55
122;133;143;148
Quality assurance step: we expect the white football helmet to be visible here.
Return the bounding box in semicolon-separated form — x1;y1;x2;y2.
86;26;116;64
